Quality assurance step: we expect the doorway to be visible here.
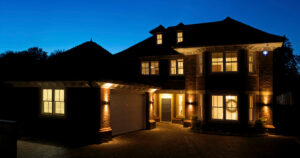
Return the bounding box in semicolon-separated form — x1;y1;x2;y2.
161;98;171;122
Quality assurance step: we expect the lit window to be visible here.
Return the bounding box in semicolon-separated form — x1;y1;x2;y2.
150;61;159;75
212;52;238;72
55;89;65;114
225;52;238;72
225;95;238;120
212;52;223;72
141;61;159;75
177;32;183;43
249;95;254;122
248;52;255;73
199;54;203;74
212;95;238;120
42;89;65;115
177;59;184;74
212;95;223;119
43;89;52;114
170;59;184;75
157;34;162;45
141;61;150;75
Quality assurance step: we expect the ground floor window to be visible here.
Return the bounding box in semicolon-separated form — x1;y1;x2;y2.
42;88;65;115
249;95;254;122
212;95;238;120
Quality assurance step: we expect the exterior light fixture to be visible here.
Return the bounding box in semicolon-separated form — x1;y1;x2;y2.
263;50;268;56
102;83;113;88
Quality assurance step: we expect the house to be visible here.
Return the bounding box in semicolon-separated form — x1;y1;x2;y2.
116;17;284;130
0;17;284;143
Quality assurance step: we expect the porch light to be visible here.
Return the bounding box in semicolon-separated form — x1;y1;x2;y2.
263;50;268;56
102;83;113;88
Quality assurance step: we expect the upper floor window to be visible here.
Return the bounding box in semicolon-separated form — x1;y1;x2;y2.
199;54;203;74
170;59;184;75
42;89;65;115
212;95;238;120
177;32;183;43
248;52;255;73
141;61;159;75
211;52;238;72
141;61;150;75
157;34;162;45
150;61;159;75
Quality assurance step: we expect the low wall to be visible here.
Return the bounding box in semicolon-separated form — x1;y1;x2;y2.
0;120;17;158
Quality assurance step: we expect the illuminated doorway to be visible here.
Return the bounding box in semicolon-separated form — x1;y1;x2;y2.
161;98;171;122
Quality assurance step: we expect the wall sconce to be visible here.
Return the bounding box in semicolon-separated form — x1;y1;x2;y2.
263;50;268;56
186;102;196;105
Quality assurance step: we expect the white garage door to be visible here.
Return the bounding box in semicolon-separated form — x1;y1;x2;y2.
110;90;146;136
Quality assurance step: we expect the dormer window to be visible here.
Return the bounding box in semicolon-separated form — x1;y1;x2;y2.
157;33;162;45
177;32;183;43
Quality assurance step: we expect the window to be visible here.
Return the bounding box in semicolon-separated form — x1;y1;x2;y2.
177;32;183;43
225;52;238;72
42;89;65;115
248;52;255;73
141;61;159;75
212;52;223;72
225;95;238;120
141;62;150;75
170;59;184;75
212;95;223;119
211;52;238;72
212;95;238;120
157;34;162;45
249;95;254;122
199;54;203;74
150;61;159;75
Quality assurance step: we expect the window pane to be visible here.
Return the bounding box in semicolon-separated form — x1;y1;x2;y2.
170;60;177;74
141;62;149;75
55;89;65;114
42;89;52;114
177;59;184;75
157;34;162;44
212;95;223;119
212;53;223;72
177;32;183;43
199;55;203;74
150;61;159;75
225;95;238;120
248;52;255;73
225;52;238;72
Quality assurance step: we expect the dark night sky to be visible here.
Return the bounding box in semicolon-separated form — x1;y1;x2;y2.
0;0;299;54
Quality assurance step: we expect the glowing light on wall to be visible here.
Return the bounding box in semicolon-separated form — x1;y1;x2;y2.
161;93;172;98
102;83;113;88
263;50;268;56
264;96;269;105
178;94;183;115
149;88;157;93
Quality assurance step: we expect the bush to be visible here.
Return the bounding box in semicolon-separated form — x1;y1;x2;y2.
254;119;265;133
191;115;201;130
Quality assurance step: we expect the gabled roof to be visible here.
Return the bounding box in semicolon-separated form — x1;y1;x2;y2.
115;36;180;57
169;17;285;47
64;41;112;57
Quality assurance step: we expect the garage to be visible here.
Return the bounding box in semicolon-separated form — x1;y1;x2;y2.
110;89;146;136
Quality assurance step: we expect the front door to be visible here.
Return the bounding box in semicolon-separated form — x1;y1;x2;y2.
161;98;171;122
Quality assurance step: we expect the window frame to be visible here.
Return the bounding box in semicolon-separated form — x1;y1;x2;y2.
156;33;162;45
249;94;255;123
177;32;183;43
211;94;238;121
211;52;238;73
141;61;160;76
150;61;159;75
248;52;256;74
41;88;66;117
170;59;184;75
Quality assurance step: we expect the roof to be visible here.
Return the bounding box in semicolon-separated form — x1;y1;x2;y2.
64;41;112;57
115;36;180;57
116;17;285;57
169;17;285;47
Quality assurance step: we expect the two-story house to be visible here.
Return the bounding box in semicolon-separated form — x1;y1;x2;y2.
116;17;284;129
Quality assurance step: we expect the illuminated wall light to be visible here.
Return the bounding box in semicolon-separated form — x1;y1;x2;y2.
161;93;172;98
264;96;269;105
178;95;183;115
102;83;113;88
104;104;109;112
149;88;157;93
263;50;268;56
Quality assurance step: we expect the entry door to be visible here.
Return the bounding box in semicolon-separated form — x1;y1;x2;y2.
161;98;171;122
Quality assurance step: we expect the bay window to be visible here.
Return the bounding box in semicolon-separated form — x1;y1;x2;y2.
141;61;159;75
211;52;238;72
170;59;184;75
248;52;255;73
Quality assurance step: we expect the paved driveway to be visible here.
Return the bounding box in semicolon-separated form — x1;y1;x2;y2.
18;122;300;158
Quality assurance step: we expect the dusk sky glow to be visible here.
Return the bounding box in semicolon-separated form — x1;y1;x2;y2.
0;0;299;54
